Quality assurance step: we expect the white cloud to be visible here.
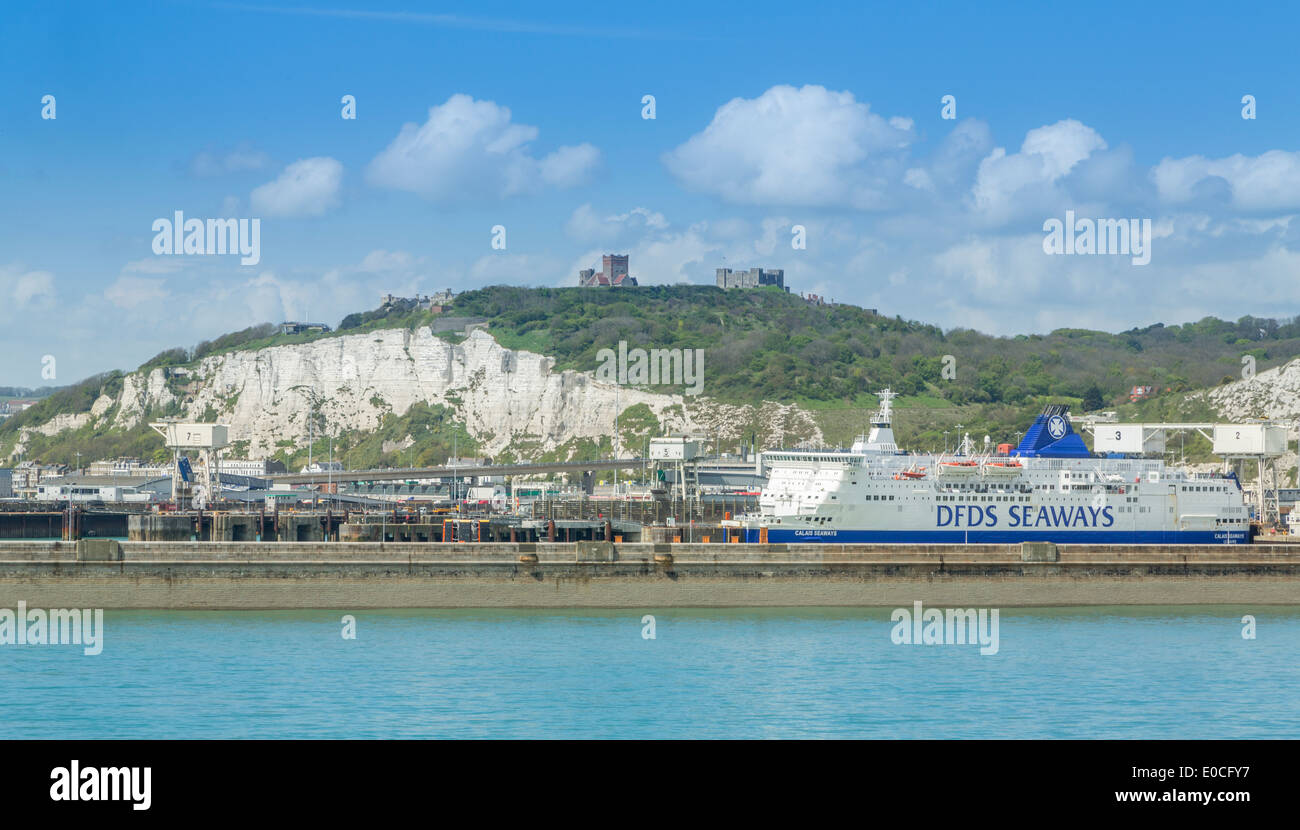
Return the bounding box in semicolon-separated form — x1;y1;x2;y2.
0;265;55;323
662;84;914;208
565;204;668;242
903;168;934;191
926;119;994;191
11;270;54;306
971;119;1107;217
366;94;600;201
250;157;343;217
539;144;601;188
1151;150;1300;211
104;276;168;309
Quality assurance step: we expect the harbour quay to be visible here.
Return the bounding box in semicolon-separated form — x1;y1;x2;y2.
1;540;1298;609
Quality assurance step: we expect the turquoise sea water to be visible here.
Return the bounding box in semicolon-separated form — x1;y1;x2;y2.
1;607;1297;739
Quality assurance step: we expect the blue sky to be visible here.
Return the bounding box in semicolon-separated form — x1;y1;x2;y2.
3;0;1300;386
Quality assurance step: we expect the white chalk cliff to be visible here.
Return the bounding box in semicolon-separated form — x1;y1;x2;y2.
8;326;825;461
1198;357;1300;423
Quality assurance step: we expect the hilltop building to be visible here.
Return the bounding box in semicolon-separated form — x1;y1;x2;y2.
279;321;331;336
379;290;457;313
580;254;638;287
427;288;455;313
716;267;785;291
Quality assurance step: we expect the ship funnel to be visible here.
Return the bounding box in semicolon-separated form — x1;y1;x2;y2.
1012;405;1091;458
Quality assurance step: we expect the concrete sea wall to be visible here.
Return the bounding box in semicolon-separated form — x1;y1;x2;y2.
1;541;1298;608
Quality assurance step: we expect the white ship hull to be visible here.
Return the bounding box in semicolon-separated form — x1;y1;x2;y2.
745;395;1251;545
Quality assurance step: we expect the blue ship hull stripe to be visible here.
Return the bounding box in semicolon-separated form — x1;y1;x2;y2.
744;529;1251;545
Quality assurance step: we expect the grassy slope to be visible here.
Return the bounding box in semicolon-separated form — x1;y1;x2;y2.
4;284;1299;465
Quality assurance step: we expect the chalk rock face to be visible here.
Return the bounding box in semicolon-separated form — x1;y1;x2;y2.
1200;358;1300;422
1195;359;1300;480
31;412;92;437
141;327;702;458
8;326;826;462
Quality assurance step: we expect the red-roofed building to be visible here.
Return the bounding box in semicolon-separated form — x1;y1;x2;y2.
579;254;638;287
1129;385;1155;402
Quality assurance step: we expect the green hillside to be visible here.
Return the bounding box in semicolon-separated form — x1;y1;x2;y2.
3;284;1299;466
453;285;1300;406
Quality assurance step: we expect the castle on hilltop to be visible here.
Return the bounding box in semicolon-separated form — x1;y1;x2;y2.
579;254;638;287
716;266;785;291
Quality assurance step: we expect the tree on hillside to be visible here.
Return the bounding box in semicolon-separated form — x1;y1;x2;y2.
1082;383;1105;412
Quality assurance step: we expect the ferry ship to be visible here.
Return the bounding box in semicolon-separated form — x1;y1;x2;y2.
742;390;1251;544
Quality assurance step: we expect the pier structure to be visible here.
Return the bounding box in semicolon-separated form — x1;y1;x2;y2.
150;420;230;509
4;539;1300;609
1076;417;1295;525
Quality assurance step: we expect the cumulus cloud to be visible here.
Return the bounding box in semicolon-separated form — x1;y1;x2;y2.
970;119;1107;217
1151;150;1300;211
0;265;55;312
250;157;343;217
662;84;914;208
539;144;602;188
903;168;934;191
366;94;600;200
565;204;668;242
925;119;994;192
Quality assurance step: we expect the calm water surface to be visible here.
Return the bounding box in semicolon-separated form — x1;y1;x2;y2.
1;606;1296;738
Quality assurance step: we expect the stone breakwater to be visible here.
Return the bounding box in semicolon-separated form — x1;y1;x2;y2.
1;541;1299;608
